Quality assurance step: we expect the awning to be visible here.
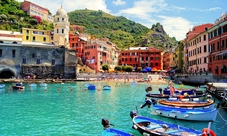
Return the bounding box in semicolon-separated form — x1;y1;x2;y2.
216;50;227;56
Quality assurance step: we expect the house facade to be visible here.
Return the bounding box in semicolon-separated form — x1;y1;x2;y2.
21;0;53;22
119;47;162;71
207;13;227;77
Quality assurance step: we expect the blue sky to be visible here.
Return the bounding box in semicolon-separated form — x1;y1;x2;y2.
18;0;227;41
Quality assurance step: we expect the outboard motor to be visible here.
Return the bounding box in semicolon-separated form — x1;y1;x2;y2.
102;118;110;129
158;88;163;94
140;98;157;108
130;111;137;119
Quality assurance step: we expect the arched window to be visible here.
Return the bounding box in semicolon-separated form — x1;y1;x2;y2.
12;41;17;44
221;65;227;73
0;41;3;43
215;66;219;75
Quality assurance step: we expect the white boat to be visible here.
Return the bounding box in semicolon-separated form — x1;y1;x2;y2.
150;104;218;121
12;82;24;89
0;84;5;89
103;85;111;90
28;83;37;87
40;83;48;87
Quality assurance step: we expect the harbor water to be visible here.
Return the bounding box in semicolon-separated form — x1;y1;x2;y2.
0;81;226;136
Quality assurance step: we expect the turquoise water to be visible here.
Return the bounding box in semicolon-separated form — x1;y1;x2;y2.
0;81;226;136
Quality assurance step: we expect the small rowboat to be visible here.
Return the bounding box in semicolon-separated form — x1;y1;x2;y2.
103;85;111;90
150;104;218;121
40;83;47;87
12;83;24;89
0;84;5;89
130;111;202;136
158;99;214;108
28;83;37;87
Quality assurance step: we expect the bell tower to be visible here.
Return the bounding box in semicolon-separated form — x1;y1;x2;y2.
53;6;70;47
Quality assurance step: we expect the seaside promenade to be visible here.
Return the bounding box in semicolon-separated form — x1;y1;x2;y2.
0;72;167;84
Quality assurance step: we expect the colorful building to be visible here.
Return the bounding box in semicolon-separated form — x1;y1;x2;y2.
185;23;213;73
53;6;70;47
21;28;51;43
83;38;119;73
0;30;22;44
187;30;210;73
207;12;227;77
119;47;162;71
21;0;53;22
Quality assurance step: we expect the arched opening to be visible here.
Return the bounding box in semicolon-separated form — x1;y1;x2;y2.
0;41;4;43
0;69;15;79
12;41;17;44
221;65;227;73
215;66;219;75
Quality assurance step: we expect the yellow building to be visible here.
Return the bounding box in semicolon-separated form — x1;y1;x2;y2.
22;28;52;43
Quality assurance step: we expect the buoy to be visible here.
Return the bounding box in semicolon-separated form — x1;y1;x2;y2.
202;128;216;136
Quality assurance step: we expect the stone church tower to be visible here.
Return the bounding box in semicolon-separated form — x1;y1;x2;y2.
54;6;70;47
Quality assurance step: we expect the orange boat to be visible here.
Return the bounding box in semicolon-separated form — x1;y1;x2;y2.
158;99;214;108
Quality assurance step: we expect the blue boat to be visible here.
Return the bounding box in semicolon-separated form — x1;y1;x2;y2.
0;84;5;89
101;118;133;136
88;84;96;90
150;104;218;121
103;85;111;90
130;111;203;136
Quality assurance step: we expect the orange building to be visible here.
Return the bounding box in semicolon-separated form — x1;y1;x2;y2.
207;13;227;77
163;52;171;71
119;47;162;71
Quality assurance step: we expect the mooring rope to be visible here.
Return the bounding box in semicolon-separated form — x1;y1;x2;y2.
218;109;227;123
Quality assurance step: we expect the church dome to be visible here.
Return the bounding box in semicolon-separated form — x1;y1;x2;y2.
56;6;67;16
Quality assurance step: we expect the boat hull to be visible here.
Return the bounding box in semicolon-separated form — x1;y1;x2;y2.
132;115;201;136
102;128;133;136
151;105;217;121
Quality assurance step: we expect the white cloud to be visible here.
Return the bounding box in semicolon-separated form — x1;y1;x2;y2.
158;16;193;41
113;0;126;6
118;0;167;19
17;0;110;15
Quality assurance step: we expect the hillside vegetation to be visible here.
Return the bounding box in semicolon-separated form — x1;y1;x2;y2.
68;9;178;50
0;0;53;31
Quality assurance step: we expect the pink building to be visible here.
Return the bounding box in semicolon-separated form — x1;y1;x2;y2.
185;24;213;73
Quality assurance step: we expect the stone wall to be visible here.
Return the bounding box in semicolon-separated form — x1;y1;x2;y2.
0;44;79;79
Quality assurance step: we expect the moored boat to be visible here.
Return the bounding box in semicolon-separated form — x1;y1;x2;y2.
40;83;47;87
150;104;218;121
101;118;133;136
103;85;111;90
158;98;214;108
0;84;5;89
28;83;37;87
12;82;24;89
88;84;96;90
130;111;205;136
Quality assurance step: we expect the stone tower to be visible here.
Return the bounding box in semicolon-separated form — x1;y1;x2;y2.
54;6;70;47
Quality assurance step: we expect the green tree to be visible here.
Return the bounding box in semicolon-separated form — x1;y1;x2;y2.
102;64;109;71
124;66;133;72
